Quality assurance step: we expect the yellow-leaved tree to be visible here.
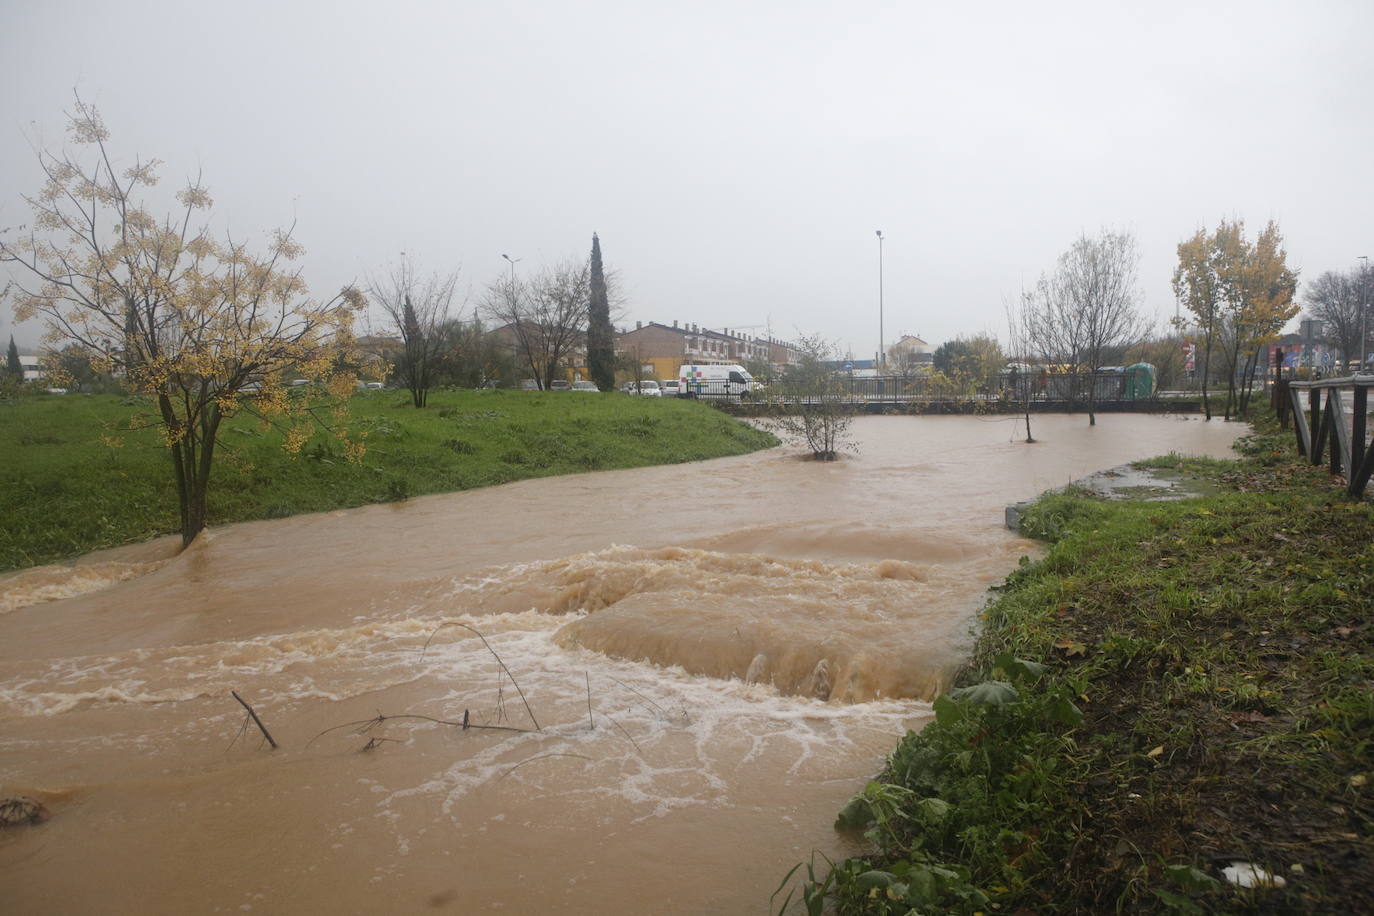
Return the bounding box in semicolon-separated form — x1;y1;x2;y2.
1174;219;1298;420
1;98;367;547
1213;219;1299;419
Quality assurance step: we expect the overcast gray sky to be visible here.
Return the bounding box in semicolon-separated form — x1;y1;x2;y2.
3;0;1371;358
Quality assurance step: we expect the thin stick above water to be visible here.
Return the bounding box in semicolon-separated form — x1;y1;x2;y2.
306;713;532;748
422;620;541;731
231;690;278;750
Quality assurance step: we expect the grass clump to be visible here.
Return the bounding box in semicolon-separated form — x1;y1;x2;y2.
791;417;1373;914
0;389;777;570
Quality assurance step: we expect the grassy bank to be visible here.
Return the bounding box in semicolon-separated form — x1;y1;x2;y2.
786;418;1373;914
0;389;777;570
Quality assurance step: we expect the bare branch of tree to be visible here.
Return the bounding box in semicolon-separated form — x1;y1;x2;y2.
366;255;460;407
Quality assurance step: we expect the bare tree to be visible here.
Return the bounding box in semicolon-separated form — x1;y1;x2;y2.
1026;230;1143;425
1005;294;1037;443
482;259;591;389
367;256;459;407
1303;268;1369;368
617;342;651;392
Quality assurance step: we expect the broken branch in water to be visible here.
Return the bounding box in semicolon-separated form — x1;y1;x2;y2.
420;621;541;731
231;690;279;750
499;752;593;780
306;713;533;748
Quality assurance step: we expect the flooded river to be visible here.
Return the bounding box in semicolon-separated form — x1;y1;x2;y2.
0;414;1244;914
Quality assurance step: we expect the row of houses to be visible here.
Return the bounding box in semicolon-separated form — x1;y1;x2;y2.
609;324;935;382
613;321;803;381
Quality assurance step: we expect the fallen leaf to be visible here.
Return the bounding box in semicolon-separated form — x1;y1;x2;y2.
1228;710;1269;724
1054;640;1088;658
1147;745;1165;759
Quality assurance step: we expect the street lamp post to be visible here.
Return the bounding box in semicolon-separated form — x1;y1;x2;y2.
876;230;885;372
501;252;521;287
1359;255;1370;374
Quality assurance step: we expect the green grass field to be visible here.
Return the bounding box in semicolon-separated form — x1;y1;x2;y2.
0;389;777;570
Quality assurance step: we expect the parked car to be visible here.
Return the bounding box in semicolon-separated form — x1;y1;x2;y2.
519;379;541;390
570;380;600;392
660;379;681;397
549;379;571;391
622;379;661;396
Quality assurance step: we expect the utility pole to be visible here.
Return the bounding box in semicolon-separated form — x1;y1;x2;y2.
876;230;885;372
1359;255;1369;374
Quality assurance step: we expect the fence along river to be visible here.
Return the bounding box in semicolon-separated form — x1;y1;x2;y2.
0;414;1244;914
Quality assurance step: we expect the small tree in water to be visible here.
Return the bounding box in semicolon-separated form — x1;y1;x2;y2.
766;335;855;461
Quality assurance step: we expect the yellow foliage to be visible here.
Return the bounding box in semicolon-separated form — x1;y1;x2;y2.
0;98;367;541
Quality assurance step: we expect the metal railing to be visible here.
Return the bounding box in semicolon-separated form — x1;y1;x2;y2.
743;371;1156;404
1281;376;1374;497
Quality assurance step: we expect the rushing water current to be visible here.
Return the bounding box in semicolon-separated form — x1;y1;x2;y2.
0;414;1243;914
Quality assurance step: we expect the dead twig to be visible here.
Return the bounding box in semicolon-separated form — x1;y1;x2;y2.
420;621;540;731
307;713;532;748
361;736;403;752
499;752;593;780
225;711;251;753
610;676;686;723
231;690;278;750
585;671;594;730
603;712;642;756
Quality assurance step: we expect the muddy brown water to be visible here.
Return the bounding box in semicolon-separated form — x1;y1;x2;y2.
0;414;1244;914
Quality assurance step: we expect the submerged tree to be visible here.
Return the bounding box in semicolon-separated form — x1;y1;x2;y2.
1025;230;1142;425
586;234;615;391
1005;294;1036;443
367;256;459;407
765;335;855;460
0;98;366;547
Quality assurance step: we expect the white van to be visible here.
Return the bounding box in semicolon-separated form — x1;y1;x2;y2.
678;363;756;399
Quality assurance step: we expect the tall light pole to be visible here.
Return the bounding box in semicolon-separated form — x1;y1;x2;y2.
501;252;521;287
876;230;885;372
1359;255;1370;374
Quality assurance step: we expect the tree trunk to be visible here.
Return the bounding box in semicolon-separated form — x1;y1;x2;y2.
1200;335;1213;420
1223;332;1243;421
1238;346;1261;417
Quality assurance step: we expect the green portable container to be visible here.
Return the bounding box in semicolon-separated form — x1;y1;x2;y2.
1124;363;1156;399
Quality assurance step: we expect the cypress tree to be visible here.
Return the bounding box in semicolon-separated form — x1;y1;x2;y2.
6;336;22;379
587;233;615;391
